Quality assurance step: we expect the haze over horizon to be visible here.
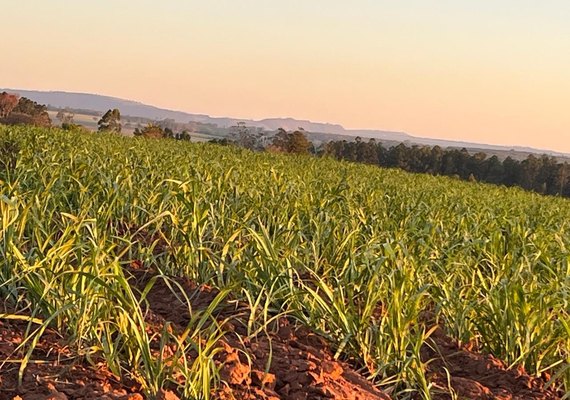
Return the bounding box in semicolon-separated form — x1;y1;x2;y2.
2;1;570;153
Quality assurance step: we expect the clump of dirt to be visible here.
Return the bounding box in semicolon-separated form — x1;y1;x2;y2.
423;328;562;400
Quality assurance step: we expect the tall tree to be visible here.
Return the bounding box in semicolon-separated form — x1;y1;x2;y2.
288;130;311;154
0;92;19;118
502;157;520;186
98;109;121;133
271;129;311;154
388;143;409;169
555;162;570;196
356;138;378;164
520;155;541;191
483;155;504;184
271;128;290;151
229;122;263;150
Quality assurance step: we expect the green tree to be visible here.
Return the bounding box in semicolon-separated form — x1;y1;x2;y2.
554;162;570;196
355;137;378;164
288;130;311;154
502;157;521;186
428;146;444;174
3;97;51;127
230;122;263;150
483;155;504;184
271;129;311;154
520;155;541;191
388;143;409;169
98;109;121;133
271;128;289;151
178;130;191;141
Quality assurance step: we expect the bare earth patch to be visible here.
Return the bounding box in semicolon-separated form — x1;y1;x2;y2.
423;328;561;400
0;316;141;400
0;268;562;399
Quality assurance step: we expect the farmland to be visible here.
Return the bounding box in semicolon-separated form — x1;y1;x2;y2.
1;125;569;399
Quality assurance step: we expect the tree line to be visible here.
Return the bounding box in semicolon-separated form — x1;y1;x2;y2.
0;92;51;127
208;123;570;198
97;108;192;141
323;138;570;197
210;123;313;154
3;93;568;198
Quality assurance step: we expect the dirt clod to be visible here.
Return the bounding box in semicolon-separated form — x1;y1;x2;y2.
322;360;344;380
251;370;277;390
156;389;180;400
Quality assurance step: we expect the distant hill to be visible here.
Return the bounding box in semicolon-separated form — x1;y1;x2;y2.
0;89;413;140
3;88;569;159
2;89;211;123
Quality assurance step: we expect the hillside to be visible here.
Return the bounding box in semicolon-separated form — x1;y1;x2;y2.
5;88;569;159
0;125;568;399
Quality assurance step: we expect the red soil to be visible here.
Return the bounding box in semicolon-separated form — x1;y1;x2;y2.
0;268;564;399
423;328;561;400
0;315;142;400
130;267;390;400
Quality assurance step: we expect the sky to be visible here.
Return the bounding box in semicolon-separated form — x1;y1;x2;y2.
2;1;570;153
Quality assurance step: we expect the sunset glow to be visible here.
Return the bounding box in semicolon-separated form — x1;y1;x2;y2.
3;1;570;152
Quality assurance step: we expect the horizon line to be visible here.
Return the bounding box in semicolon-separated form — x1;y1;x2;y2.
4;86;569;157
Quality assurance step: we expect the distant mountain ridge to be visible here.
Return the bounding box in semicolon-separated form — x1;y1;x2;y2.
3;88;569;158
3;88;416;141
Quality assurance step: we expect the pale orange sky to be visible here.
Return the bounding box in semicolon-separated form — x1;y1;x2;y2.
2;1;570;153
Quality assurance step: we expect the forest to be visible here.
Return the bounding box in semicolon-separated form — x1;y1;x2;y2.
323;138;570;197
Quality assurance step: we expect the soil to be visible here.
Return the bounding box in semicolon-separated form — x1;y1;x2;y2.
0;315;141;400
129;267;390;400
423;328;561;400
0;266;564;399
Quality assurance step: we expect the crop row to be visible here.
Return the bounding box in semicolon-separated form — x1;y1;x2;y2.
1;126;569;398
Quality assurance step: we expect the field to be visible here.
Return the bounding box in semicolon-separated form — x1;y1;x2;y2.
47;111;101;131
47;110;221;143
0;126;569;399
